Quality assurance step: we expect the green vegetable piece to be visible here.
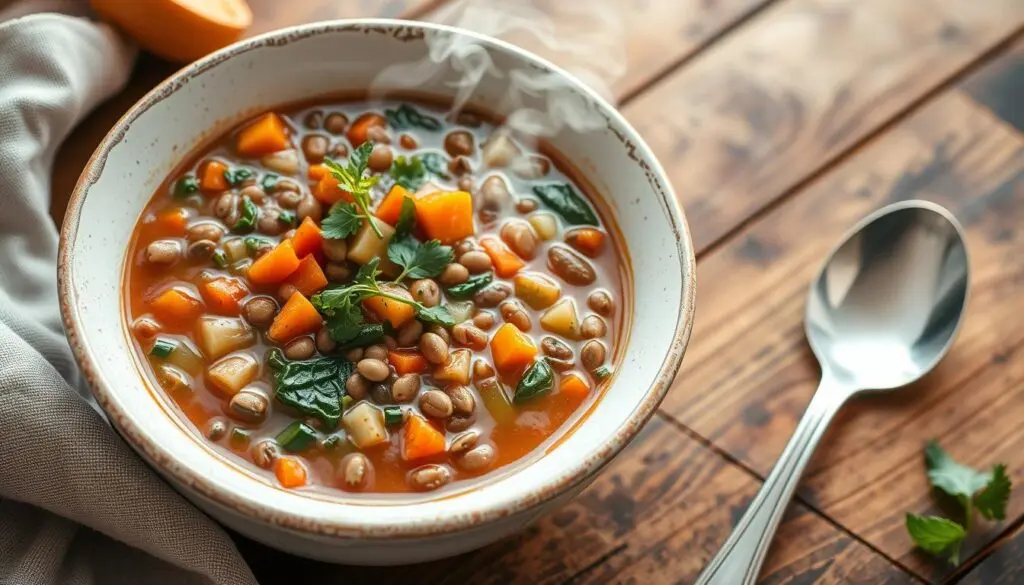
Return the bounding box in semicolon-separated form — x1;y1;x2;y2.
337;324;386;349
275;420;319;452
393;197;417;240
172;176;199;198
321;203;362;239
244;236;272;255
267;348;354;428
514;359;555;403
260;174;278;191
389;153;449;190
149;338;176;358
323;145;382;238
212;249;228;268
388;238;454;281
341;395;355;411
321;433;345;451
905;514;966;565
417;305;455;328
592;364;613;381
420;152;450;180
229;427;251;448
532;183;599;226
278;210;297;226
384;104;443;131
446;272;493;299
232;197;259;233
223;167;255;187
383;406;403;426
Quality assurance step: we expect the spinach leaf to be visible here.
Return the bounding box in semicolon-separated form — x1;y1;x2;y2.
267;349;353;428
260;173;278;191
446;272;493;299
223;167;255;187
532;183;599;226
421;153;450;181
390;153;450;191
514;359;554;403
385;104;443;131
232;198;259;233
337;323;386;350
172;175;199;198
418;305;456;328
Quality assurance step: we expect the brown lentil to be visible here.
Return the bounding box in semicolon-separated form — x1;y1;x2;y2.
451;322;488;350
283;337;315;361
242;296;277;328
277;283;299;305
541;336;573;360
588;290;614;316
515;198;539;214
444;130;474;156
301;134;330;163
500;301;532;331
446;411;477;432
324;112;348;134
131;317;160;340
399;134;417;149
186;239;216;261
410;279;440;307
426;324;451;345
472;358;495;381
459;444;496;472
146;240;180;265
548;244;597;286
364;344;388;362
296;195;322;222
459;250;492;274
252;439;278;469
344;347;364;362
325;261;352;283
205;419;228;440
322;238;347;262
448;430;480;454
186;222;224;242
303;110;323;129
419;389;453;419
473;283;511;307
228;388;269;423
391;374;421;403
368;143;394;172
445;385;476;416
580;315;607;339
346;373;370;400
472;311;495;330
581;340;607;371
315;327;336;354
396;320;424;347
439;263;469;286
419;332;449;365
357;358;389;382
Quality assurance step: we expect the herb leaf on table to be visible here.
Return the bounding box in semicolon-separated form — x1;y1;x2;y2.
905;514;966;565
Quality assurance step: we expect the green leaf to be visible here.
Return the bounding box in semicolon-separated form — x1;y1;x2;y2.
975;464;1012;521
925;440;991;503
223;167;255;187
172;176;199;198
385;104;443;131
390;155;427;190
355;257;382;285
514;359;555;403
446;272;493;299
906;513;966;565
232;198;259;233
533;183;599;226
388;238;454;281
268;349;354;428
323;145;382;238
260;174;278;191
417;305;455;328
394;197;417;240
421;152;450;181
322;203;362;239
337;323;386;349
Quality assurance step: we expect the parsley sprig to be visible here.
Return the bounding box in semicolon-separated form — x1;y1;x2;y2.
311;258;454;343
906;440;1012;565
322;143;382;239
386;198;454;283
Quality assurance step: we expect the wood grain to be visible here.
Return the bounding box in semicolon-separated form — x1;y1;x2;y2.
235;417;917;584
620;0;1023;252
963;37;1024;132
960;523;1024;585
658;86;1024;581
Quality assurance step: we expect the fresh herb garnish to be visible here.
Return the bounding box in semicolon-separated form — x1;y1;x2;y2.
905;440;1013;565
393;197;417;240
223;167;255;187
417;305;456;328
388;238;454;282
149;338;176;358
321;203;363;239
312;258;453;343
278;210;297;226
323;143;382;238
212;249;228;268
389;153;449;191
267;348;353;428
337;323;387;350
514;359;554;403
244;236;272;255
446;272;493;299
533;183;599;226
232;198;259;233
172;176;199;198
260;173;278;191
421;153;450;181
384;104;443;132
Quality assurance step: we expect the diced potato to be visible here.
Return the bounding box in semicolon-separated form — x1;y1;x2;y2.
223;238;247;263
540;298;580;339
514;272;561;310
347;218;397;272
167;337;204;376
481;133;521;168
196;316;255;359
528;213;558;241
343;401;389;449
261;149;300;175
206;354;258;397
154;363;191;394
445;301;475;323
434;348;471;385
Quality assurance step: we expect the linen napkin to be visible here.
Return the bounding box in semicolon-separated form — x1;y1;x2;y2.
0;3;257;584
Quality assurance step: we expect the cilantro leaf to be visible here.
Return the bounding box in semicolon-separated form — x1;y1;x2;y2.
355;257;382;285
223;167;255;187
925;440;991;503
267;349;353;428
417;305;455;328
322;203;362;239
975;464;1011;521
390;155;427;190
906;514;966;565
389;238;454;282
394;197;417;240
324;144;382;238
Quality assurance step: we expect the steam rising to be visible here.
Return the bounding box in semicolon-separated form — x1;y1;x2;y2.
370;0;626;140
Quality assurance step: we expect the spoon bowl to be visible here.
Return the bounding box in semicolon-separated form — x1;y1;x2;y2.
806;200;969;390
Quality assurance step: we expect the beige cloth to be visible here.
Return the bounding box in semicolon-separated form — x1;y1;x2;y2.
0;3;257;584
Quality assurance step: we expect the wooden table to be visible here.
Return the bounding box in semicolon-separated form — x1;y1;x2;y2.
50;1;1024;583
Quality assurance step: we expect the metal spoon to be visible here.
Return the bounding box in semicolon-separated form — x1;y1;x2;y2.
695;200;969;585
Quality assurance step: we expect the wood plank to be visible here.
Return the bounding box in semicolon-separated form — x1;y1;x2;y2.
419;0;772;100
960;523;1024;585
658;86;1024;581
620;0;1023;251
235;417;917;584
963;37;1024;132
48;0;439;226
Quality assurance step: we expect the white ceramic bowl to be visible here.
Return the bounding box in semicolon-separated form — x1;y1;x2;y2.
59;19;696;564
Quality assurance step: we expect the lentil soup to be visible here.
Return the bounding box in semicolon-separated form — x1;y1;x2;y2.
125;99;629;494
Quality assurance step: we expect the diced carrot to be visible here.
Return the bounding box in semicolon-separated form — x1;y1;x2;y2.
285;255;328;297
149;287;204;325
565;227;606;257
375;184;414;226
199;159;229;192
388;350;428;374
414;190;474;244
152;207;188;236
200;277;248;315
490;323;537;372
268;291;323;343
236;112;289;158
290;216;323;259
402;414;446;461
362;283;416;329
248;239;301;284
347;112;387;147
559;372;591;400
313;173;354;205
480;236;526;278
273;456;307;488
307;163;329;181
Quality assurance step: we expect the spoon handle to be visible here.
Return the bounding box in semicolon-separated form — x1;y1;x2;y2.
694;376;849;585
